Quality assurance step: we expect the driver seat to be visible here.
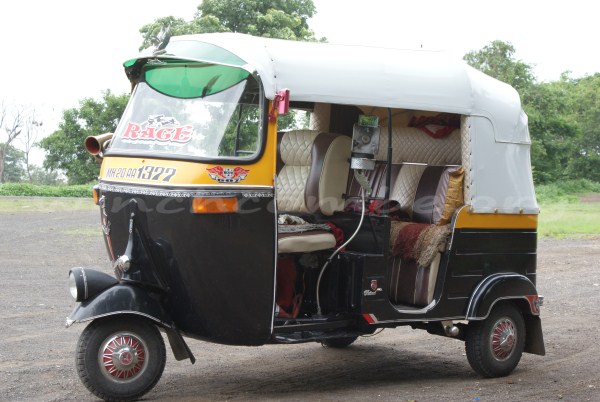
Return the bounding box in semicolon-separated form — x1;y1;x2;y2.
276;130;351;253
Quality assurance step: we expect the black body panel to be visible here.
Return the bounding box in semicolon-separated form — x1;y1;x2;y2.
447;229;537;300
99;184;276;345
354;227;539;323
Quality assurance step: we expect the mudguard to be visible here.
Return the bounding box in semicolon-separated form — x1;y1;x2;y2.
67;283;172;327
67;284;195;362
466;273;545;356
466;273;540;319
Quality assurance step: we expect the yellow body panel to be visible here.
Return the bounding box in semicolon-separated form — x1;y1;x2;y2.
99;111;278;188
454;207;538;230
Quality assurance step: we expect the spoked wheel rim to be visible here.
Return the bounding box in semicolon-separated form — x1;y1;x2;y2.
489;317;517;361
98;332;149;383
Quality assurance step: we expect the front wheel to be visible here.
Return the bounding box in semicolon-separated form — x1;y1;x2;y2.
465;302;526;378
76;316;166;401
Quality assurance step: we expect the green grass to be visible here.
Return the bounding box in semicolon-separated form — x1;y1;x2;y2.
0;183;95;213
0;183;93;197
0;197;96;213
63;228;101;236
1;180;598;238
538;200;600;238
535;180;600;238
536;179;600;203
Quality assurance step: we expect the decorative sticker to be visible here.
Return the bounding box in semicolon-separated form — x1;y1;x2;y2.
363;278;383;297
121;115;193;144
206;166;249;183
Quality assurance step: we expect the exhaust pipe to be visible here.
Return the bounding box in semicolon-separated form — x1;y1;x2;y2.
84;133;113;162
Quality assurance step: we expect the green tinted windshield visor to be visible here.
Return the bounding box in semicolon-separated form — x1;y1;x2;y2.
143;63;251;99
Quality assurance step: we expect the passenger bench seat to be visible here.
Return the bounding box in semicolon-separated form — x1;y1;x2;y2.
388;164;461;306
277;130;351;253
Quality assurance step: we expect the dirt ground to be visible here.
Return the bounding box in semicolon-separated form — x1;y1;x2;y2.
0;197;599;402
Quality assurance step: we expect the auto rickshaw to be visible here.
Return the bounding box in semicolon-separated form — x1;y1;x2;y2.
66;33;545;401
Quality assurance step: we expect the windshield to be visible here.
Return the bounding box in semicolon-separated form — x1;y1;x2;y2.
109;63;263;161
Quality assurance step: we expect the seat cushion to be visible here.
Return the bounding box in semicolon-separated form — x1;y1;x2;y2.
277;130;318;213
388;252;441;306
278;230;336;253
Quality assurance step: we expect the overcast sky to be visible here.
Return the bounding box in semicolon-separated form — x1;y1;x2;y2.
1;0;598;164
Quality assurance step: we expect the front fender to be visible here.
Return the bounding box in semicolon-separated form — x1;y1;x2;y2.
67;284;196;362
466;273;540;320
66;283;172;328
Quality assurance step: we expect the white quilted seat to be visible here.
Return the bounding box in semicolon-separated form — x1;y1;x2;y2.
277;130;351;253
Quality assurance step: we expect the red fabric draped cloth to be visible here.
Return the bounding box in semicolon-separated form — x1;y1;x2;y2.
325;222;345;248
409;113;460;139
391;221;451;267
392;223;429;260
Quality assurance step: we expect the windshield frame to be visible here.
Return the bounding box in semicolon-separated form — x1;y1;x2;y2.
106;60;268;165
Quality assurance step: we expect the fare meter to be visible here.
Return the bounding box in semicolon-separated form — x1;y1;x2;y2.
351;115;380;170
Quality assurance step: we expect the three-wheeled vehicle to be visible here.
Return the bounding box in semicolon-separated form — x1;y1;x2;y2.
66;33;544;401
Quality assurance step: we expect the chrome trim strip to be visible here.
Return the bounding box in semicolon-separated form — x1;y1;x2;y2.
270;173;279;334
368;316;466;325
98;182;274;198
468;295;537;321
465;273;508;318
66;311;172;329
100;178;273;190
465;273;534;319
448;204;468;251
82;268;88;301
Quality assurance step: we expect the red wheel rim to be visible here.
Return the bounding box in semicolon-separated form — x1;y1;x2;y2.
490;318;517;361
99;332;148;382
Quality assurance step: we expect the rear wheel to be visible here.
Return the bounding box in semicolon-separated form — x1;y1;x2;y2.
321;336;358;348
76;317;166;401
465;302;526;377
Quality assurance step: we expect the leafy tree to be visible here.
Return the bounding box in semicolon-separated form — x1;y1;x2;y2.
565;73;600;181
29;165;64;185
523;79;580;183
22;111;42;182
464;40;582;184
464;40;536;95
139;0;321;50
137;0;316;145
0;104;25;183
39;91;129;184
218;104;261;156
0;143;26;182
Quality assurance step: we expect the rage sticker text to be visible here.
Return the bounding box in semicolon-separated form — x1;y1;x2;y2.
121;115;193;144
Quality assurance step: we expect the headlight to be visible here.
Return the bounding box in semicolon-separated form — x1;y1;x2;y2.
68;271;78;300
68;268;88;302
68;267;118;302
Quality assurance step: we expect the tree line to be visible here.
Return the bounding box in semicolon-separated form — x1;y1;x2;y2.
1;1;598;186
464;41;600;183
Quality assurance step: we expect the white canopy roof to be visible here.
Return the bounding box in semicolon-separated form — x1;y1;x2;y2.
162;33;529;144
128;33;537;214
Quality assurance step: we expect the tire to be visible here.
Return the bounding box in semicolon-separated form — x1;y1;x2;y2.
465;302;526;378
321;336;358;348
76;316;166;401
